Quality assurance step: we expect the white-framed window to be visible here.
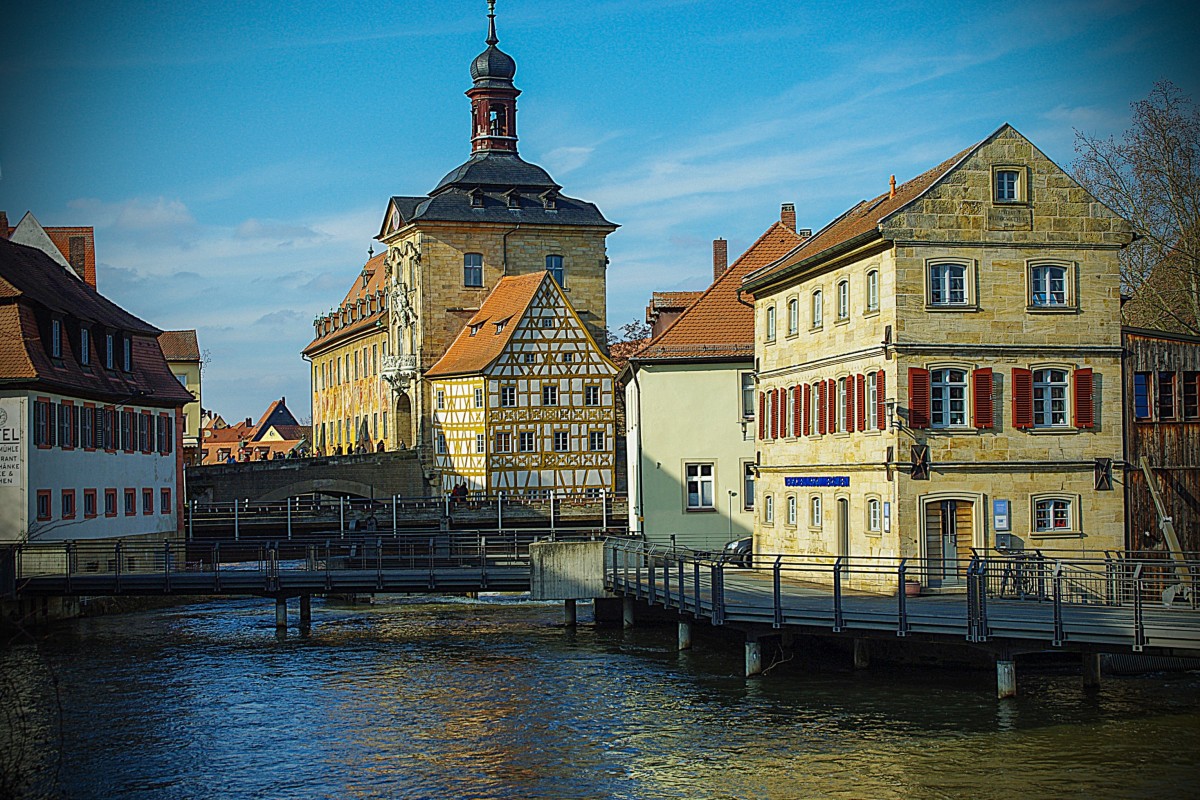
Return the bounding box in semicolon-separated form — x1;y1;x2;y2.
867;371;878;429
837;280;849;320
589;430;605;451
786;495;797;525
867;498;881;532
1033;496;1075;533
436;432;447;454
811;290;823;328
787;298;799;335
765;305;776;341
552;431;569;451
685;463;714;510
476;433;485;453
524;352;536;364
500;385;516;407
929;262;968;306
542;385;558;406
866;270;879;313
562;352;574;363
519;431;536;452
474;387;484;408
930;368;968;428
1033;368;1069;428
585;385;601;406
464;253;483;287
546;254;565;286
540;316;555;329
836;377;847;433
810;495;823;527
993;166;1026;203
763;494;774;524
742;461;755;510
436;390;445;409
1030;263;1070;308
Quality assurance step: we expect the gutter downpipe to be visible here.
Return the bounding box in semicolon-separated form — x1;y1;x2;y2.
502;223;522;276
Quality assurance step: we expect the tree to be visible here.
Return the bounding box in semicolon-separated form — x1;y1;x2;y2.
1073;81;1200;334
606;319;650;345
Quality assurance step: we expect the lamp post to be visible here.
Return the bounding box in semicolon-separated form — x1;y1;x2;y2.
728;490;738;541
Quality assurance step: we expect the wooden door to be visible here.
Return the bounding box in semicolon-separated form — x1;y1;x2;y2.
924;500;974;586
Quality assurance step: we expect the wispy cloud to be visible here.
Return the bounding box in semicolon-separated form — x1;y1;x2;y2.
68;196;194;231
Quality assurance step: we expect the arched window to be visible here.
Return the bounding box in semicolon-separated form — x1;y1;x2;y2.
930;368;968;428
765;305;776;341
837;280;849;320
1031;264;1068;307
787;298;799;335
811;290;823;328
810;496;823;527
786;495;797;525
866;270;879;312
867;498;881;532
764;494;774;524
1034;497;1072;532
929;262;967;305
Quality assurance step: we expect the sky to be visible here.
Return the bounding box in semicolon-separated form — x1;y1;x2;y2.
1;0;1197;422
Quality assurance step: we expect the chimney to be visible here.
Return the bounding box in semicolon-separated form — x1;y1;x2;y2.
889;175;897;198
780;203;796;231
0;211;8;239
712;238;728;282
245;417;252;428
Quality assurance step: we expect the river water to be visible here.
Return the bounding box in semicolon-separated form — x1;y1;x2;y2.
3;596;1198;799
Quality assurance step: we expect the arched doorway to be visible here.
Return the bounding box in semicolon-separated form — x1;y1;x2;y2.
394;392;413;450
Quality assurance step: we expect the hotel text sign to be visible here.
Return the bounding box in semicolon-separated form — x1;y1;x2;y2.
0;400;22;487
784;476;850;487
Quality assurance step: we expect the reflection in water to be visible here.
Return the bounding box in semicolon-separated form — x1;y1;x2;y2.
3;596;1198;799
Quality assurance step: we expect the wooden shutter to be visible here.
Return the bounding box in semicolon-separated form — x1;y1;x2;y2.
759;392;766;440
1012;368;1034;429
1074;367;1095;428
817;381;827;435
845;377;856;432
802;384;810;436
770;389;778;439
876;370;887;430
856;373;866;431
972;368;994;429
908;367;931;429
793;385;803;436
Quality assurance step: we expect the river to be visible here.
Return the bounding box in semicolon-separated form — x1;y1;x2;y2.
2;596;1198;799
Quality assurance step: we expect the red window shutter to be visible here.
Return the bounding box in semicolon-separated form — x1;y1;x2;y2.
908;367;931;429
876;370;887;430
802;384;810;436
793;385;802;436
817;381;827;435
1074;368;1095;428
856;373;866;431
845;377;855;432
1012;368;1034;429
770;389;778;439
758;392;766;440
972;368;994;429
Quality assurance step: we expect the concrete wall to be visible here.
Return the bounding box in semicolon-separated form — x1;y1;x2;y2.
529;539;609;600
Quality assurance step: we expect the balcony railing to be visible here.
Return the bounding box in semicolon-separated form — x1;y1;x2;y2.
381;354;420;385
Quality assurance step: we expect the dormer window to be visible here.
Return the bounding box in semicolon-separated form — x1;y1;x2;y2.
540;190;558;210
495;319;507;334
105;333;114;369
505;189;520;208
123;337;132;372
80;328;90;366
50;319;62;358
470;188;486;208
469;323;482;337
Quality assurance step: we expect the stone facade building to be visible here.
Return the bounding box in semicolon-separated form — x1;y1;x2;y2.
741;125;1134;589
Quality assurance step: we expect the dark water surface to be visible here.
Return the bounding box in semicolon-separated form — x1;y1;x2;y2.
4;596;1199;799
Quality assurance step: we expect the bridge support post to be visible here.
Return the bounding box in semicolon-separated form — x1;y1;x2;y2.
622;596;635;629
564;599;577;627
745;637;763;677
1082;652;1102;692
275;597;287;632
996;659;1017;699
234;500;240;541
853;638;871;670
299;595;311;629
678;620;693;651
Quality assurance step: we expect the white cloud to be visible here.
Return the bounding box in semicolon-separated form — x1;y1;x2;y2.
68;196;195;231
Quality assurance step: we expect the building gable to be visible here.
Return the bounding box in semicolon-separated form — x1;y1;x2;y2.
487;277;616;379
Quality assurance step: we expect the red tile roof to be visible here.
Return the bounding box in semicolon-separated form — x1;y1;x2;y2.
159;329;201;361
425;272;547;378
634;221;808;361
303;253;388;354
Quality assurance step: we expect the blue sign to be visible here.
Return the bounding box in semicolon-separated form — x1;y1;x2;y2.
785;476;850;487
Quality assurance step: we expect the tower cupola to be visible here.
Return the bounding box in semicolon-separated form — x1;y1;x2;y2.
467;0;520;154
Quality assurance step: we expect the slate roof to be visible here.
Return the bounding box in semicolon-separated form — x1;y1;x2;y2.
424;272;547;378
635;221;808;362
159;329;200;361
743;139;981;292
251;397;301;441
0;237;194;407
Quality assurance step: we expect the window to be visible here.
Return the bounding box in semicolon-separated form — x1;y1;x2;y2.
994;167;1025;203
561;352;574;363
105;489;117;517
811;290;823;328
523;352;536;364
743;462;755;510
541;316;555;329
474;388;484;408
476;433;486;453
51;319;62;358
500;385;516;407
436;390;445;410
80;328;90;365
1030;263;1069;308
60;489;75;519
123;337;132;371
383;412;388;437
585;385;601;406
1034;497;1073;533
553;431;569;452
741;373;755;419
37;490;51;521
685;463;714;510
160;488;171;514
1033;368;1069;428
836;377;846;433
464;253;483;287
929;262;967;306
373;413;378;439
141;488;153;515
787;298;799;335
866;270;879;312
589;431;605;451
765;305;776;341
837;280;849;320
1134;372;1151;420
930;368;968;428
436;432;447;454
1185;372;1200;420
105;334;114;369
546;255;564;286
763;495;774;524
786;495;797;526
867;372;879;429
495;432;512;453
810;496;823;527
542;385;558;406
519;431;536;452
1158;371;1176;419
867;498;881;532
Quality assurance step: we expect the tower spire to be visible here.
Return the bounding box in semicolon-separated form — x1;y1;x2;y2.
468;0;520;155
486;0;498;46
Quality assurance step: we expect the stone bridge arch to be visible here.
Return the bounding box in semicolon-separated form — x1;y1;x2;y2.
186;451;428;504
258;479;379;502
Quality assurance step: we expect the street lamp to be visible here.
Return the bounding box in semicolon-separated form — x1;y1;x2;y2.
728;490;738;540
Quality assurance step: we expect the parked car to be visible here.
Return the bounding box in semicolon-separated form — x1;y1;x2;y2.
722;536;752;567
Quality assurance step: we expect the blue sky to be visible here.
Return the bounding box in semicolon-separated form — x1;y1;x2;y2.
1;0;1196;421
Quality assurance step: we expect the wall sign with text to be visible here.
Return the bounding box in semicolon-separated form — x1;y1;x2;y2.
784;476;850;487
